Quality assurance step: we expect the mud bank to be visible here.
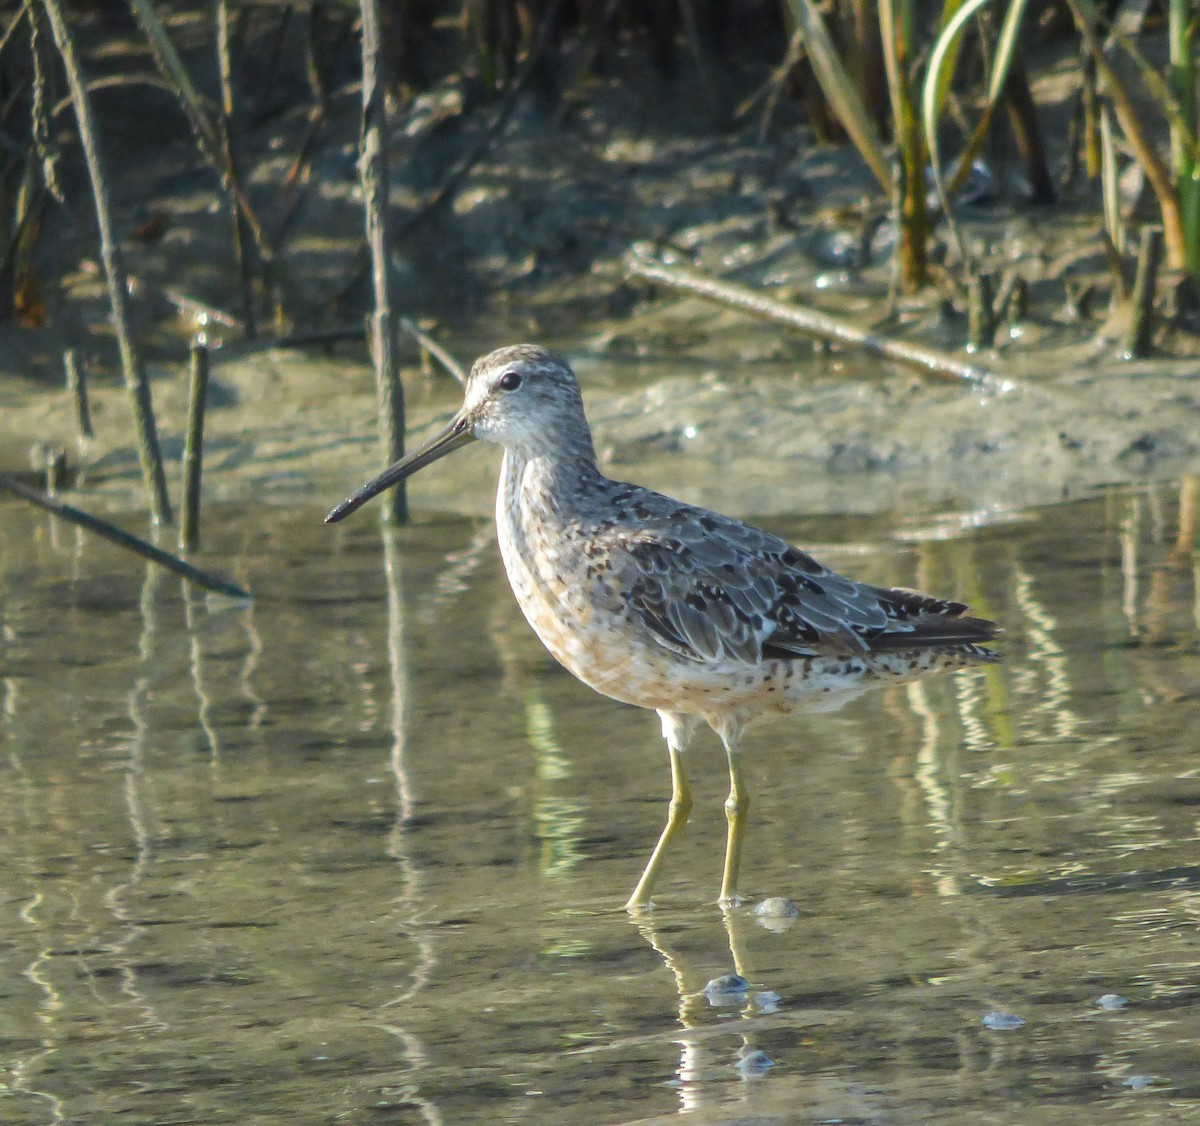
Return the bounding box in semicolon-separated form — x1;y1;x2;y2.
4;329;1198;524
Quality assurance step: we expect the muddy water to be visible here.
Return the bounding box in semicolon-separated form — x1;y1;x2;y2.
2;482;1199;1124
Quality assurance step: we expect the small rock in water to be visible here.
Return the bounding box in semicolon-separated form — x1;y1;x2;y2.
755;897;800;918
735;1049;775;1077
754;897;800;932
1096;993;1128;1010
703;973;750;1005
753;990;782;1014
982;1011;1026;1031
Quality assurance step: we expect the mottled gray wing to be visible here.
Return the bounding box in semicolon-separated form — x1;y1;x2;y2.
606;502;884;664
607;497;994;666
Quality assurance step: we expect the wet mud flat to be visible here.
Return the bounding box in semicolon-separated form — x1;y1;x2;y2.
3;327;1199;526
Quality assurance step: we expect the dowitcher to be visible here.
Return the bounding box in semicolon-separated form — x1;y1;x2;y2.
327;344;999;910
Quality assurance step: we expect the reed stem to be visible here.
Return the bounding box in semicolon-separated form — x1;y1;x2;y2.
216;0;257;338
967;273;997;353
1124;225;1163;360
43;0;172;524
180;342;210;552
360;0;406;524
64;348;93;439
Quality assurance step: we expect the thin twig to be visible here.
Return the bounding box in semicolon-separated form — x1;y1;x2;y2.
30;1;62;203
35;444;65;494
75;258;244;334
49;72;187;116
271;7;355;251
43;0;173;524
216;0;257;338
398;317;466;384
64;348;93;439
397;0;566;236
333;0;567;310
360;0;406;524
268;107;322;249
1124;225;1163;359
125;0;276;270
1097;227;1129;304
625;250;1016;392
1063;0;1186;269
179;342;210;552
0;3;28;59
0;171;43;305
676;0;718;113
758;28;805;140
967;272;996;353
0;472;249;599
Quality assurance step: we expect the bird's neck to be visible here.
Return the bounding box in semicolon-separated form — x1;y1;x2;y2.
499;440;604;524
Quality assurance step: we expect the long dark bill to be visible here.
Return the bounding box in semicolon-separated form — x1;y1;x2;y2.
325;414;475;524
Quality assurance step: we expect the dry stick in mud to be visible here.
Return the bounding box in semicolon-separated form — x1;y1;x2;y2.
43;0;173;524
360;0;405;524
398;317;466;385
0;473;250;599
625;252;1016;393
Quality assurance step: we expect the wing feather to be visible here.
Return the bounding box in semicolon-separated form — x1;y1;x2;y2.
600;493;998;666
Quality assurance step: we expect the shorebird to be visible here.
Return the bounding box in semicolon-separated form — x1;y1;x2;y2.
327;344;1000;910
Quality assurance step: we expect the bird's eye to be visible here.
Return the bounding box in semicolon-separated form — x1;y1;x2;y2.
498;370;522;391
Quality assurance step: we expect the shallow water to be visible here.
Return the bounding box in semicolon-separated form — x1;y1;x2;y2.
2;481;1199;1124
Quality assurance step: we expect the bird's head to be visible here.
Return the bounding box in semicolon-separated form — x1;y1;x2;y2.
325;344;591;524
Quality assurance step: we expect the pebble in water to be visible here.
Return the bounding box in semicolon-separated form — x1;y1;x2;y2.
754;897;800;933
982;1011;1026;1031
703;973;750;1006
754;897;800;918
736;1049;775;1077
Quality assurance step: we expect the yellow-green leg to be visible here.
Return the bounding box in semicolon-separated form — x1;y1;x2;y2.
625;712;697;911
718;727;748;907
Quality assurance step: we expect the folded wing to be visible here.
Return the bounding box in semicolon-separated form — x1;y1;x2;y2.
609;500;998;665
